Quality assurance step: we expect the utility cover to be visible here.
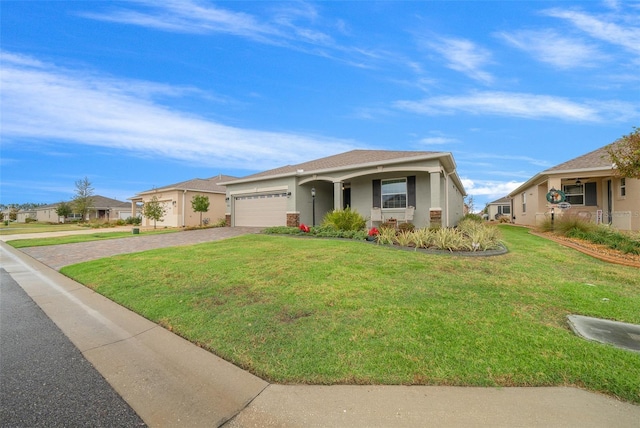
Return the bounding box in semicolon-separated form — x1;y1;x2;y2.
567;315;640;353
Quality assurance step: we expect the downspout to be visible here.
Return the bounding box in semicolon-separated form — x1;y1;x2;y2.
182;190;187;227
445;170;455;228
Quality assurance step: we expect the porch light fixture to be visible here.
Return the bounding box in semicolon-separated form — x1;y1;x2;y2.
225;197;230;202
575;178;582;185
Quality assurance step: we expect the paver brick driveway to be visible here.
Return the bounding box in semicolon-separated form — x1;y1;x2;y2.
20;227;263;270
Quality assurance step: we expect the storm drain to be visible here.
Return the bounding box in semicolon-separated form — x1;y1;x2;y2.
567;315;640;353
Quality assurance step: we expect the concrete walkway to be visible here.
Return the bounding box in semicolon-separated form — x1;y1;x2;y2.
1;228;639;427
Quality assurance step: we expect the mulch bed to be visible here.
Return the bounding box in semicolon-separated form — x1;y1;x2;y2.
530;231;640;269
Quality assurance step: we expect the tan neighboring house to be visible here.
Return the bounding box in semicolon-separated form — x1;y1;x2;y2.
508;141;639;231
16;196;131;223
130;175;235;228
486;196;511;221
221;150;466;228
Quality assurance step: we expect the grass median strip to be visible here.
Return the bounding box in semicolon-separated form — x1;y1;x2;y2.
7;229;178;248
60;225;640;403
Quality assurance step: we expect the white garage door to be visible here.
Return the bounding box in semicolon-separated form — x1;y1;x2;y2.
234;193;287;227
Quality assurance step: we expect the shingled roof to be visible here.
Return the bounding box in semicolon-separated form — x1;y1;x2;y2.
237;150;445;180
543;141;619;173
137;174;237;195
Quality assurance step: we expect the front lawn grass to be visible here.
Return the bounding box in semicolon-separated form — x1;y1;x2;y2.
61;225;640;403
0;222;88;235
7;228;178;248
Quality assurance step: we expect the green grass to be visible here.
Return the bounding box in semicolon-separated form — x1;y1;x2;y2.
7;228;178;248
0;222;90;235
60;225;640;403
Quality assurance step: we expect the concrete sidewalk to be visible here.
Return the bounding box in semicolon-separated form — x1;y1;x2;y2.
1;238;639;427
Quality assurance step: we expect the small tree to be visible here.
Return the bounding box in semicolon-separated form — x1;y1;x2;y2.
607;127;640;179
55;201;73;223
142;195;166;229
191;195;210;226
73;177;95;222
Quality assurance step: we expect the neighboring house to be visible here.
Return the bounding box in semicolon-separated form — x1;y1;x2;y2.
486;196;512;220
15;196;131;223
16;209;36;223
220;150;466;228
507;141;639;231
129;175;235;228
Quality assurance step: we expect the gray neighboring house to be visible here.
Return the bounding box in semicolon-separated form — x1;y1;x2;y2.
221;150;466;228
486;196;512;221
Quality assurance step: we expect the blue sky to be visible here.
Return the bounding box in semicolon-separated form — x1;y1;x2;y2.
1;1;639;211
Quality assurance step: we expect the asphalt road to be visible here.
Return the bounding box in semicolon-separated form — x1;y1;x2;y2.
0;269;146;427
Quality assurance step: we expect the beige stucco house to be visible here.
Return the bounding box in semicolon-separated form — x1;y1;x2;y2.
221;150;466;229
130;175;234;228
507;141;639;231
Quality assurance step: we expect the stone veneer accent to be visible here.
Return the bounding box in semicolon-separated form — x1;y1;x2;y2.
287;212;300;227
430;209;442;227
225;214;231;227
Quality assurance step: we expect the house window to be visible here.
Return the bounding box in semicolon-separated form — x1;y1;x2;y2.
521;193;526;213
498;205;511;215
620;178;626;197
381;178;407;209
563;184;584;205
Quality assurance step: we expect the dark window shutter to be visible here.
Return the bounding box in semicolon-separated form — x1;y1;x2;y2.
372;180;381;208
585;182;597;206
407;176;416;207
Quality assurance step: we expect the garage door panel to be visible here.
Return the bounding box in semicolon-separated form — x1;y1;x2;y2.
235;193;287;227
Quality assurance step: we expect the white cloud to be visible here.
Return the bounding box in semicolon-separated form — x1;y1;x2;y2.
394;90;637;122
497;29;606;69
461;178;524;199
427;37;494;84
544;7;640;55
418;137;458;146
0;52;356;171
79;0;280;40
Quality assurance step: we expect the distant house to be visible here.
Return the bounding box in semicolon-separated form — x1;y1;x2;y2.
16;196;131;223
507;141;639;231
129;175;235;228
16;209;36;223
486;196;511;221
221;150;466;228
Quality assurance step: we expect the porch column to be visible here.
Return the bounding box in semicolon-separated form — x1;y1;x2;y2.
430;172;441;210
333;181;343;210
430;171;443;227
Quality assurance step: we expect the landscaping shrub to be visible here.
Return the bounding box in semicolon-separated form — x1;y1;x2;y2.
461;213;483;223
398;222;415;232
321;207;366;231
537;215;640;255
554;216;597;235
264;219;503;252
431;228;466;252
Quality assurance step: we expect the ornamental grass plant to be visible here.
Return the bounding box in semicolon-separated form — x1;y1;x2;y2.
539;215;640;255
